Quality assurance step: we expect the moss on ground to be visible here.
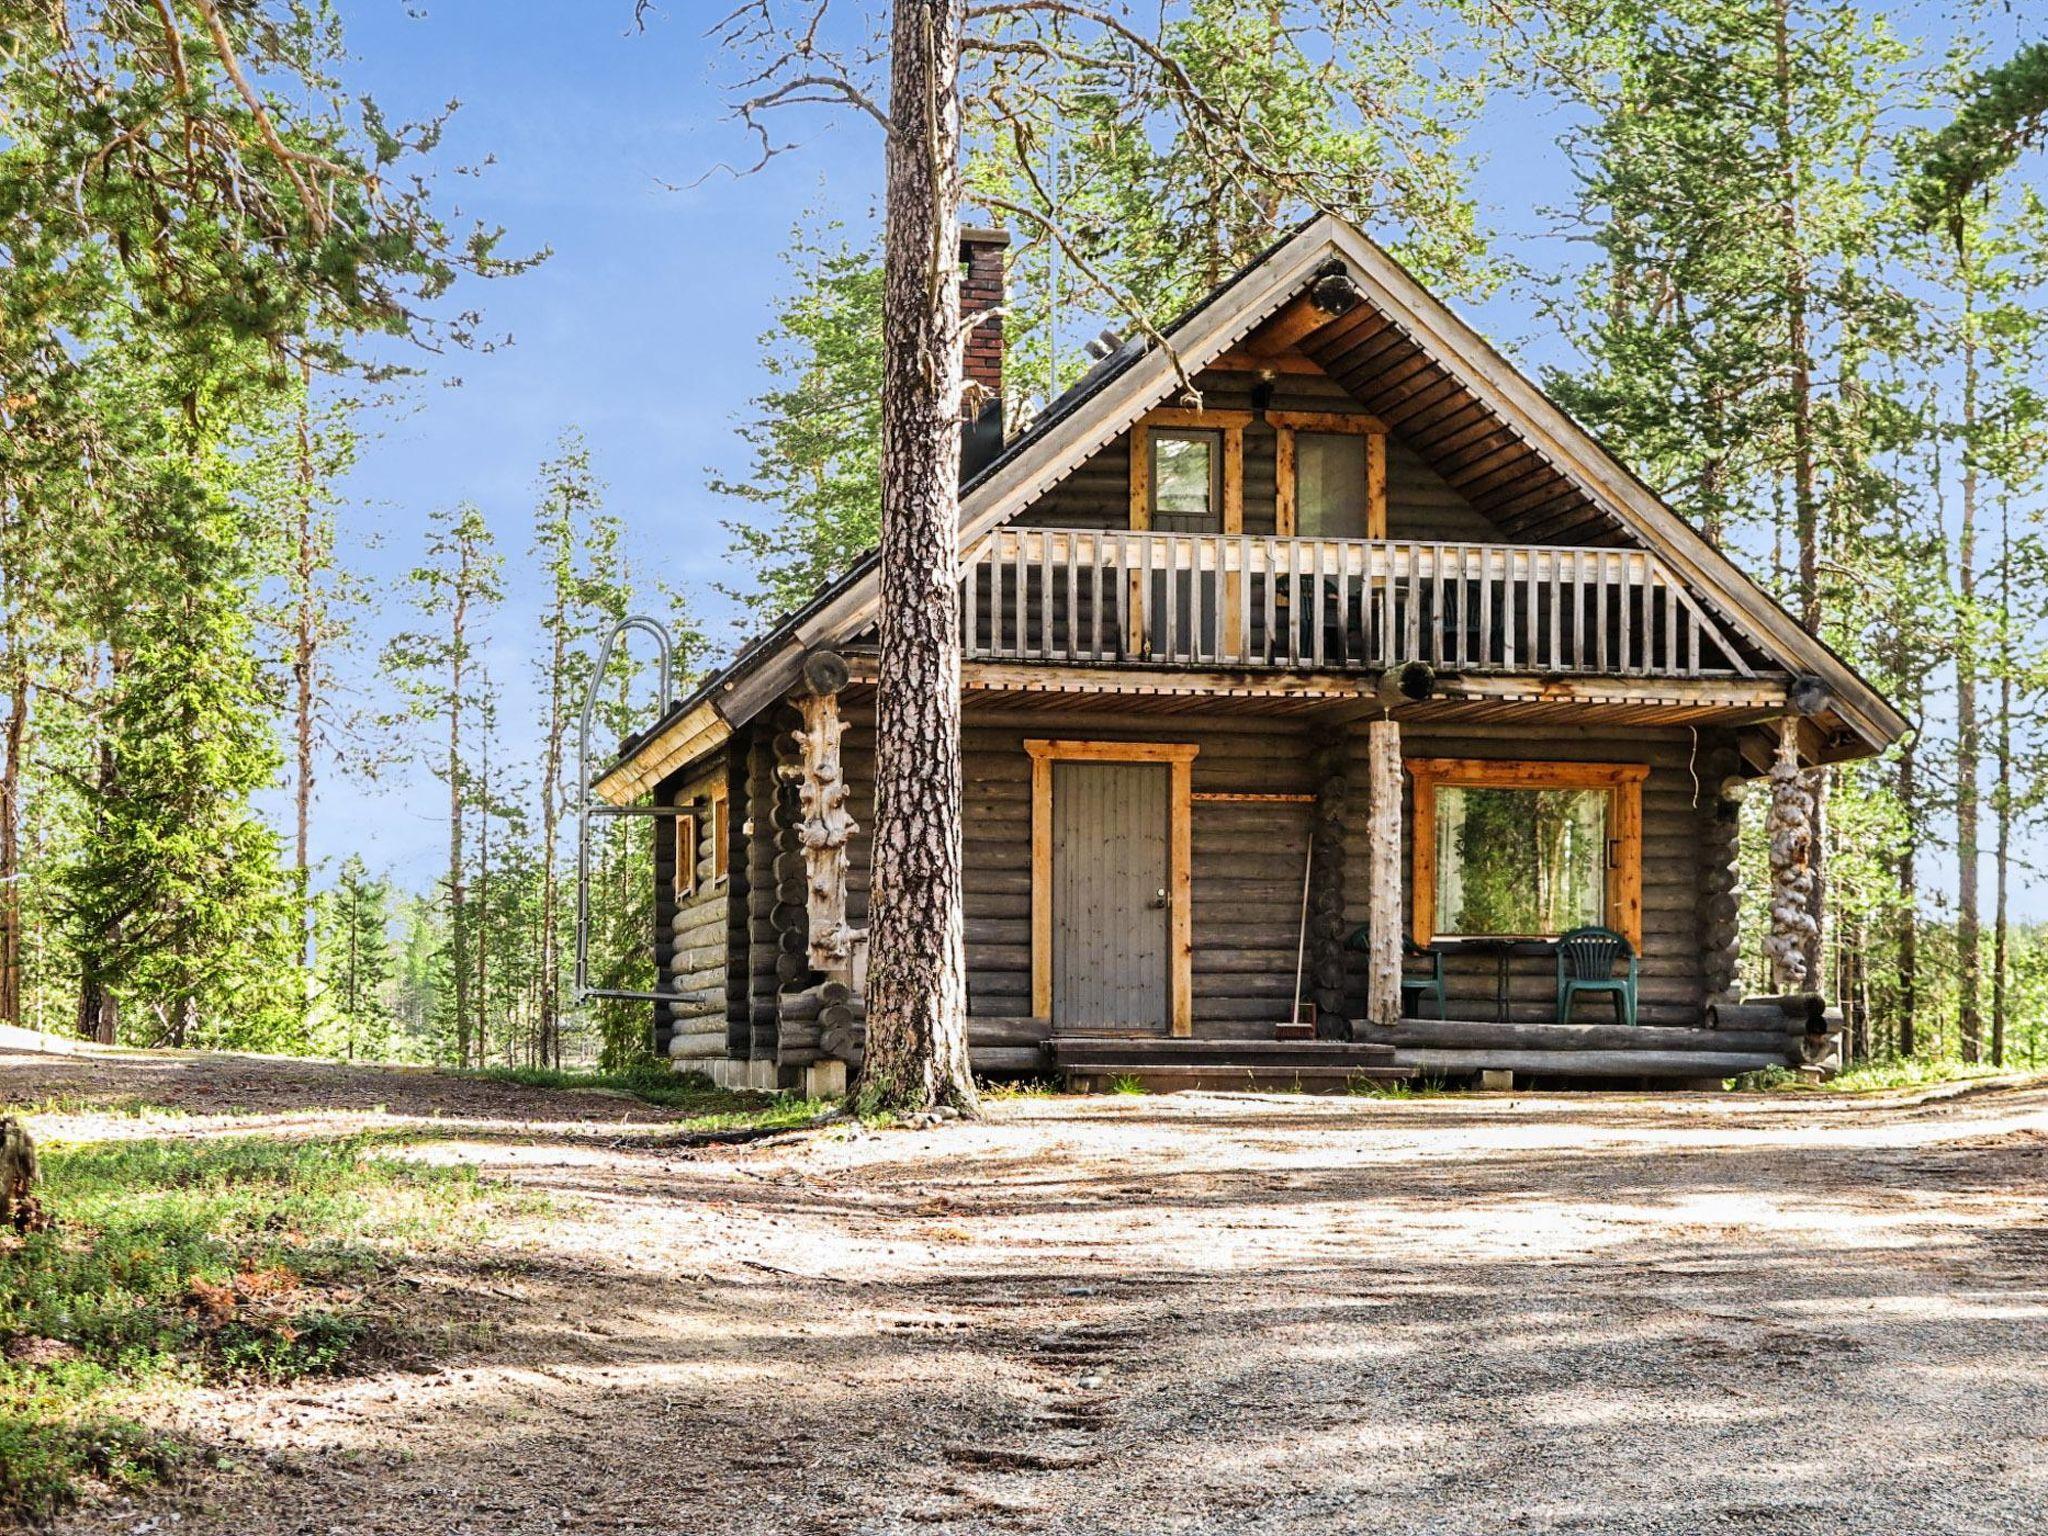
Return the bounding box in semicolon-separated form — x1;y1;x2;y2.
0;1132;517;1525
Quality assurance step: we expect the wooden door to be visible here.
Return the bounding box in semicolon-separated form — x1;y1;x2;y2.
1052;761;1171;1031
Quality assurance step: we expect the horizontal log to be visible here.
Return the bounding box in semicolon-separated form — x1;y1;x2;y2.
1390;1047;1789;1078
1355;1019;1798;1054
1741;993;1828;1028
1705;1002;1804;1032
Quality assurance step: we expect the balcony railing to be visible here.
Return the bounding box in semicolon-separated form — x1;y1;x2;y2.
960;529;1753;679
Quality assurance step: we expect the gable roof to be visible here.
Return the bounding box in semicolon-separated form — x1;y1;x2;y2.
597;214;1904;801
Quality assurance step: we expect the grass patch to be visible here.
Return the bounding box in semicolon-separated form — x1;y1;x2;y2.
464;1062;829;1128
1107;1074;1146;1096
0;1133;510;1525
1346;1072;1453;1098
1736;1057;2020;1094
978;1075;1060;1100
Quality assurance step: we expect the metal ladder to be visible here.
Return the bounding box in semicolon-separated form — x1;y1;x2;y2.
573;617;690;1024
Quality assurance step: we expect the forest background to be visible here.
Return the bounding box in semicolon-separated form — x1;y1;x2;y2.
2;0;2043;1071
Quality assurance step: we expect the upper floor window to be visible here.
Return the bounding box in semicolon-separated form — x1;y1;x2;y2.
1151;430;1220;526
1295;431;1369;538
1271;410;1386;540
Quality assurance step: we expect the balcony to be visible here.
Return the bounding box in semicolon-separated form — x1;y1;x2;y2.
961;529;1753;679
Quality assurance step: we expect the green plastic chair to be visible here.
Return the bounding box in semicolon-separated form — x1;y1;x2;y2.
1344;928;1445;1019
1401;940;1445;1019
1555;926;1637;1026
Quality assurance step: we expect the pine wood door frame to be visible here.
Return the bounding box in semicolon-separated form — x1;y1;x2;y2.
1269;410;1388;540
1128;409;1251;657
1027;739;1199;1036
1404;757;1647;951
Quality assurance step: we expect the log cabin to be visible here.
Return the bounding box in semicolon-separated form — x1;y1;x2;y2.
591;214;1905;1092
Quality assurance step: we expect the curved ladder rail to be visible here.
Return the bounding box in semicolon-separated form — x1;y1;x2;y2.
574;617;681;1028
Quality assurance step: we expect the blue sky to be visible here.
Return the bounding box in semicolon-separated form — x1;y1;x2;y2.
310;0;2023;904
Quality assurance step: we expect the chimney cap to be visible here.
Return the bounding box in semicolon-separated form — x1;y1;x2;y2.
960;225;1012;249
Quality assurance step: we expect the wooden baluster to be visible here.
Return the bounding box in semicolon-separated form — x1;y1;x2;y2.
1576;549;1589;669
1540;552;1556;671
1062;533;1076;661
1663;567;1678;675
1190;536;1207;665
1087;533;1102;661
1478;546;1494;668
1236;533;1251;666
1158;534;1174;663
1589;552;1605;671
1500;548;1515;670
1258;537;1273;665
1375;543;1393;668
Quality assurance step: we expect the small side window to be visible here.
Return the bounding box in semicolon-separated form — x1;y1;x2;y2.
1151;430;1220;526
673;811;698;901
711;792;730;885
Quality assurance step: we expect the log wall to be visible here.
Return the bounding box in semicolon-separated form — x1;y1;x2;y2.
1017;371;1515;543
680;705;1740;1068
658;757;734;1064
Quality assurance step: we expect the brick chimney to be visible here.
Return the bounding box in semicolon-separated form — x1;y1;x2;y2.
959;226;1009;423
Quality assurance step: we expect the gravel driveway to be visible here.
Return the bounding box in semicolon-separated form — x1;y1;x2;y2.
10;1049;2047;1535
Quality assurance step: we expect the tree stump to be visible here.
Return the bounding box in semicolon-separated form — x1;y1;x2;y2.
1;1117;48;1235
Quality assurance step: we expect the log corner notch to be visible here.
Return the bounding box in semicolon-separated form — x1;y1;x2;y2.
779;650;866;982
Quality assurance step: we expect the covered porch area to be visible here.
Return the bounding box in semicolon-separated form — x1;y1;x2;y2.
872;661;1825;1086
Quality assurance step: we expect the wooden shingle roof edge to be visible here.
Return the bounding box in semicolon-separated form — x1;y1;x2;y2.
592;214;1904;805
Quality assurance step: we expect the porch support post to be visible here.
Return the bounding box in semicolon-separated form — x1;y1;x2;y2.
1765;716;1817;992
1364;717;1404;1028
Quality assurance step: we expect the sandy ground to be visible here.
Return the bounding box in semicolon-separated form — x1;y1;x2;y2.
7;1047;2047;1536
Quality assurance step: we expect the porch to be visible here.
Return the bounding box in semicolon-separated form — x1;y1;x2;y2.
772;689;1806;1089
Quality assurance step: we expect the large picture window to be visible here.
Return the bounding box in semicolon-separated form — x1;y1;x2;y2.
1433;786;1606;936
1406;759;1647;949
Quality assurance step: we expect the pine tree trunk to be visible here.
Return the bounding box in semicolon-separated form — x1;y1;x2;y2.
538;573;568;1071
1992;495;2011;1068
448;557;470;1070
0;645;24;1029
292;369;317;1011
1773;0;1827;986
1896;704;1918;1058
859;0;977;1117
1955;321;1982;1063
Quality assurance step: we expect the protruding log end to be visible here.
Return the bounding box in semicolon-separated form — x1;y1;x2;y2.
1309;259;1364;318
798;649;851;699
1375;660;1436;706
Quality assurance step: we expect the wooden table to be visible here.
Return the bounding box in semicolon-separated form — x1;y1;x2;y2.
1436;937;1557;1022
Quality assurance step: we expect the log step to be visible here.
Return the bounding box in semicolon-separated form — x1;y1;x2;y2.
1050;1037;1399;1067
1066;1064;1416;1095
1389;1047;1793;1080
1353;1019;1802;1056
